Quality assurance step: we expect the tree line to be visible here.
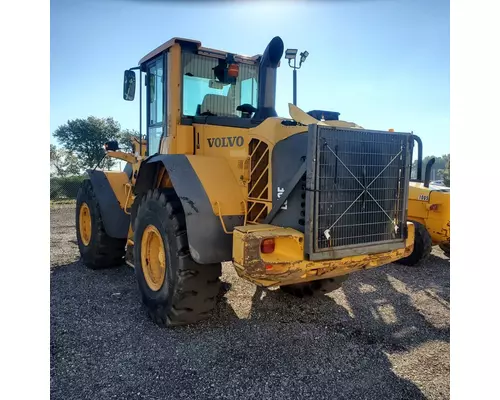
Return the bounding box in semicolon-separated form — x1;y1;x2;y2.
50;116;138;200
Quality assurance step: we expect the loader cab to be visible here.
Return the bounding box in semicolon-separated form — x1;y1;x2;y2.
123;37;283;157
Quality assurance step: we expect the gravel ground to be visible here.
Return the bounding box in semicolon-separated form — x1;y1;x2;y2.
51;204;450;400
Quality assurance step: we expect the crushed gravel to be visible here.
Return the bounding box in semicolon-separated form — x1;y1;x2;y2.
51;204;450;399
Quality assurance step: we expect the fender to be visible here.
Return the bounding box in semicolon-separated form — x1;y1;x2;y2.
86;169;130;239
134;154;245;264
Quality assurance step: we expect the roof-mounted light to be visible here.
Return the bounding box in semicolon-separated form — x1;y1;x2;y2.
285;48;298;60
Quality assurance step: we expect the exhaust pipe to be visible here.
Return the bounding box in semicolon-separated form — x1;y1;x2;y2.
412;135;423;181
252;36;284;121
424;157;436;188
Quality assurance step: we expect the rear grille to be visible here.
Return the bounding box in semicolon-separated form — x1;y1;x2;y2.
247;139;271;223
305;125;412;260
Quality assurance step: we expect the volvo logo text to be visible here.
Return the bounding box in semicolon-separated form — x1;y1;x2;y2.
207;136;244;148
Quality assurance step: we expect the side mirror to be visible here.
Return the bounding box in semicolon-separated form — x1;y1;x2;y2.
123;70;136;101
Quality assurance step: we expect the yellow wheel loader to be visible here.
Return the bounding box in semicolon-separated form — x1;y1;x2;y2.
395;136;450;265
75;36;416;326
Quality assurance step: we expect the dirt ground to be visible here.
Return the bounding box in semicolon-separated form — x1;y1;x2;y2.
51;204;450;400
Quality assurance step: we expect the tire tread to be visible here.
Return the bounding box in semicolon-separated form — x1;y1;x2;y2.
76;179;126;269
135;188;221;327
396;221;432;266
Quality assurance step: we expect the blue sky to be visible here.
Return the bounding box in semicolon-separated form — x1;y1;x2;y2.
51;0;449;157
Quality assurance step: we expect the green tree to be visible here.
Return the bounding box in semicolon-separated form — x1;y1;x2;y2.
50;144;81;177
442;155;450;186
411;154;449;182
53;116;122;170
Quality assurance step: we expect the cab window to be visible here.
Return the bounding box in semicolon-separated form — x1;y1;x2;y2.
147;56;164;155
181;52;258;118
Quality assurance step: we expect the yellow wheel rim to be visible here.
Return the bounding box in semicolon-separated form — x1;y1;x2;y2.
141;225;166;291
79;202;92;246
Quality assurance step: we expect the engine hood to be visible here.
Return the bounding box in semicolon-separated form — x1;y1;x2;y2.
287;103;364;129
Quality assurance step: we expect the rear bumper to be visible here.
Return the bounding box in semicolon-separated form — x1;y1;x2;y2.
232;222;415;287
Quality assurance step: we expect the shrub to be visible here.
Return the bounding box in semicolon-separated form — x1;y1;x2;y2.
50;175;87;200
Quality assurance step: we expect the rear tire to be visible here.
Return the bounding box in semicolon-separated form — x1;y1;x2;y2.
76;179;127;269
133;188;222;327
280;275;349;298
439;242;450;258
396;221;432;266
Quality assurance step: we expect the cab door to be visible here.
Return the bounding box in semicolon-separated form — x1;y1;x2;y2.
146;54;166;156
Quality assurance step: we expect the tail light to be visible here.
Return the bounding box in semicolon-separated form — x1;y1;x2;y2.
429;204;439;211
260;238;275;254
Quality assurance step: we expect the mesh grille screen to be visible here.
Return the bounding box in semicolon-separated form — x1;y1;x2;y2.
312;128;409;251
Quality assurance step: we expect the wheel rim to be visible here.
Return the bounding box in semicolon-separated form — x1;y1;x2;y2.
79;202;92;246
141;225;166;291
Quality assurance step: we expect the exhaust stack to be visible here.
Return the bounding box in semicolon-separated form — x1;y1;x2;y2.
412;135;423;181
424;157;436;188
252;36;284;121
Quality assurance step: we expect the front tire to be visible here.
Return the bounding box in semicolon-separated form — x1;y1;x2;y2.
76;179;126;269
396;221;432;266
133;189;222;327
280;275;349;298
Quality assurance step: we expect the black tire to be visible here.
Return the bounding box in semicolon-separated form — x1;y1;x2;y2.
75;179;127;269
280;275;349;298
396;221;432;266
133;188;222;327
439;242;450;258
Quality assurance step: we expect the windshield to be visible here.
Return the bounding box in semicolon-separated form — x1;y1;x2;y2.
182;52;258;118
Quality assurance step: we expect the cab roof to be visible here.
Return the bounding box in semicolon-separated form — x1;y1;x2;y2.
139;37;262;66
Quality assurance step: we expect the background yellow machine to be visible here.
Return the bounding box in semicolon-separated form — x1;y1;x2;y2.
395;136;450;265
75;36;415;326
